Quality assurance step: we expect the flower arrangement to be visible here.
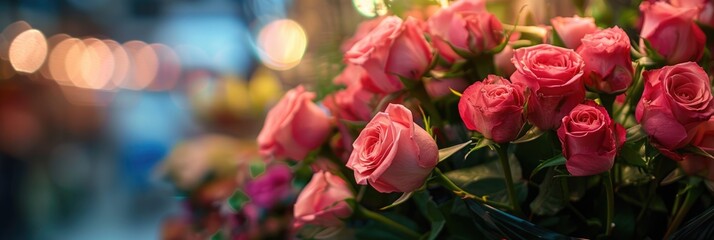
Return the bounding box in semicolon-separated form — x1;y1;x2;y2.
212;0;714;239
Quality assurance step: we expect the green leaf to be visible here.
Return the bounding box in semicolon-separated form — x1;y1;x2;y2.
661;168;686;186
620;165;653;186
511;125;545;144
413;191;445;240
626;124;647;143
530;168;566;216
380;191;414;210
682;145;714;161
227;190;250;212
438;140;473;163
619;141;647;167
464;138;496;159
530;154;566;178
446;157;522;186
210;230;227;240
640;39;666;65
449;88;462;97
249;161;266;178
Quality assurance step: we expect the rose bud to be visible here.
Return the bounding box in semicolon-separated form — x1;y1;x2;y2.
576;27;634;94
243;164;293;209
427;0;504;63
558;101;626;176
346;16;433;94
510;44;586;130
639;1;706;64
458;75;526;143
680;117;714;180
346;104;438;193
293;171;354;236
550;15;598;49
257;85;332;161
636;62;714;151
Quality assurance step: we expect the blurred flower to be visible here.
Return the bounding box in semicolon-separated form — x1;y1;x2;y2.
550;15;597;49
243;164;294;209
639;1;706;64
294;171;353;238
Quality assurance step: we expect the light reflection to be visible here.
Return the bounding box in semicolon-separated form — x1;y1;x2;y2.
256;19;307;71
352;0;388;17
8;29;47;73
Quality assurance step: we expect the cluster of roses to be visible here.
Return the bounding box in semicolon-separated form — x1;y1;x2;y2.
254;0;714;237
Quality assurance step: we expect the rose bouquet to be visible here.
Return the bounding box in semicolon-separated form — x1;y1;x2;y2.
219;0;714;239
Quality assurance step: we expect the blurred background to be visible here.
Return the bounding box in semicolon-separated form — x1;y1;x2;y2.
0;0;599;239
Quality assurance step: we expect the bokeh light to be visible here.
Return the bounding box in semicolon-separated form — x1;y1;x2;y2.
122;41;159;90
40;34;71;80
104;40;130;90
147;43;181;91
81;38;115;90
8;29;47;73
0;21;32;60
49;38;82;86
353;0;388;17
256;19;307;71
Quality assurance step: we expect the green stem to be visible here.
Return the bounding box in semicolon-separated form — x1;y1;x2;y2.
357;206;421;239
412;83;443;127
434;168;512;210
603;170;615;236
636;157;661;222
497;143;523;215
664;180;703;239
600;93;616;117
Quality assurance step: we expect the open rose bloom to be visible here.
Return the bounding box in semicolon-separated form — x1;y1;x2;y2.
511;44;586;130
346;104;438;193
346;16;432;93
257;86;332;160
639;1;706;64
636;62;714;152
558;101;625;176
427;0;504;62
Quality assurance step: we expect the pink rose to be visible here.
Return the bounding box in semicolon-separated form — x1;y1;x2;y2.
577;27;634;94
550;15;598;49
640;1;706;64
681;117;714;180
257;86;332;160
324;80;375;122
636;62;714;150
340;17;385;53
424;77;469;99
332;64;369;86
427;0;503;62
670;0;714;26
346;16;433;93
558;101;625;176
243;164;293;208
458;75;526;143
346;104;438;193
294;171;353;231
510;44;586;130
